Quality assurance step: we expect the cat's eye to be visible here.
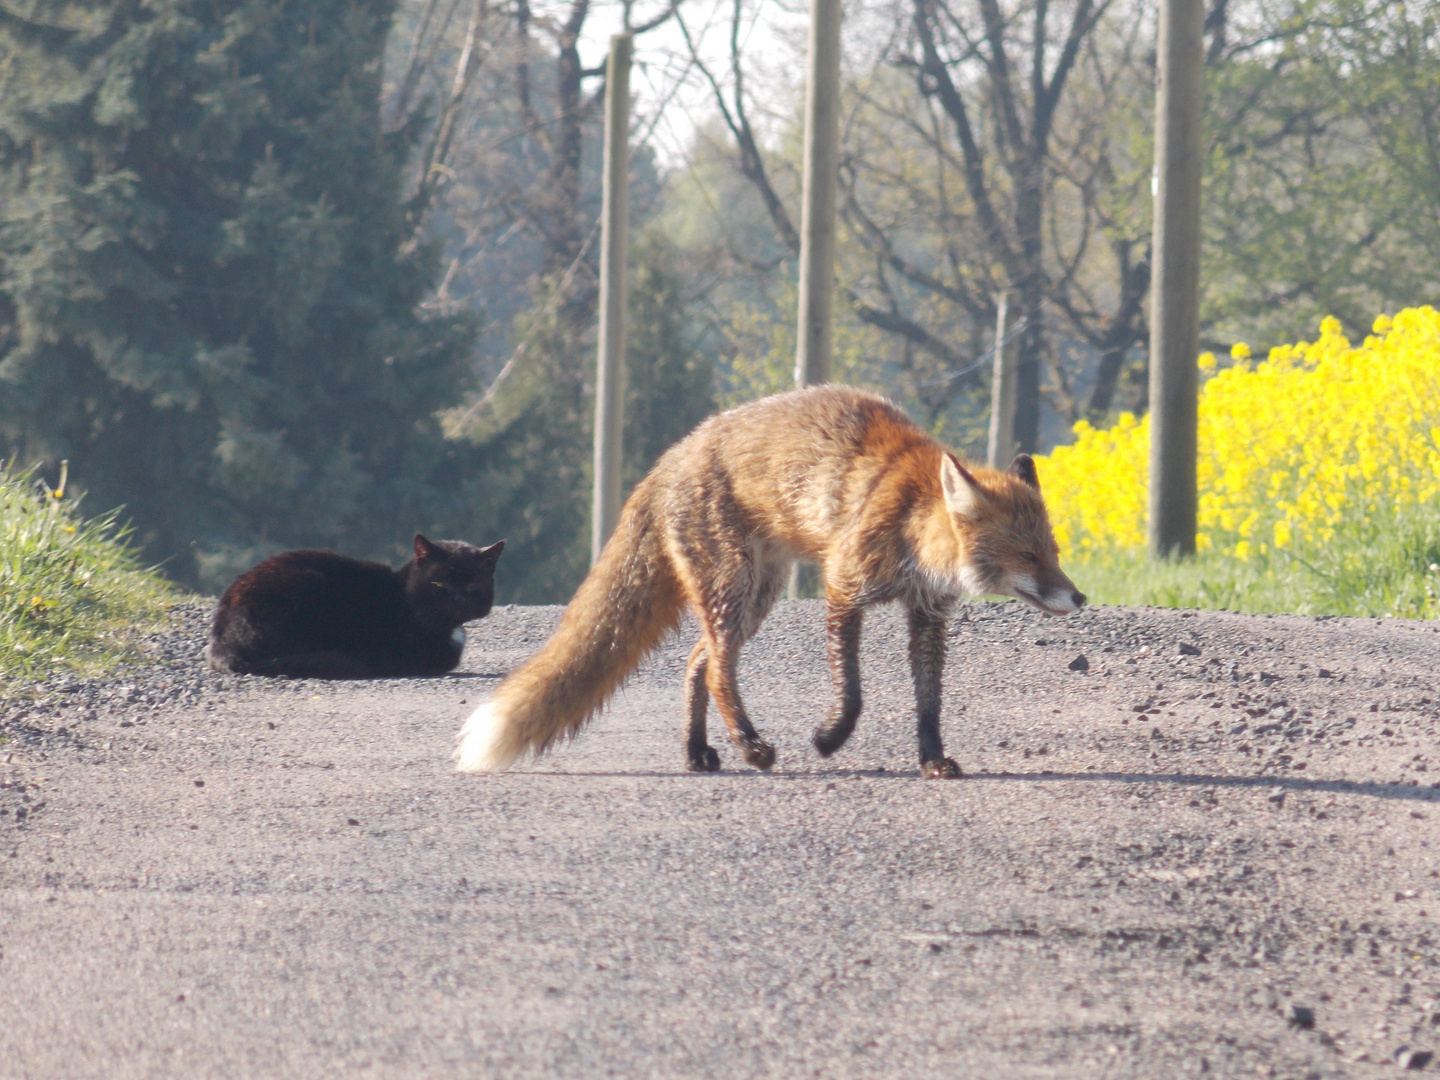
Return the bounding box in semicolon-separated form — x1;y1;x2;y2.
1021;552;1037;563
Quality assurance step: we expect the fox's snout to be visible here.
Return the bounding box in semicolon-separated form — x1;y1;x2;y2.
1041;567;1086;615
1035;587;1086;616
1007;571;1086;616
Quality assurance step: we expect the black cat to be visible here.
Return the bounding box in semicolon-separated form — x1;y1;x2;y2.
206;535;504;678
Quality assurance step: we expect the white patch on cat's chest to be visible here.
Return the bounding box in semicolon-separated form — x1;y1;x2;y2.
450;626;466;649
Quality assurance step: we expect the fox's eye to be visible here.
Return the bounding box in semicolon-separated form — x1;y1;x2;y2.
1021;551;1038;563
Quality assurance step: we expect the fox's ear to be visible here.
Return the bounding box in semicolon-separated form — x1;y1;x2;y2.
940;454;984;518
1009;454;1040;491
414;534;438;561
480;539;505;563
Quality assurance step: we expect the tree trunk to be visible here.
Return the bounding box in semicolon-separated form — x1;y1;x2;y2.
1013;163;1046;454
1086;340;1129;423
547;22;588;276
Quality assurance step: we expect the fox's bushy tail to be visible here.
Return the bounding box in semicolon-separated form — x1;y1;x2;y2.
453;477;684;772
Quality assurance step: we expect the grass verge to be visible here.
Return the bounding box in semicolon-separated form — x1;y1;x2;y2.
1071;506;1440;618
1;461;178;685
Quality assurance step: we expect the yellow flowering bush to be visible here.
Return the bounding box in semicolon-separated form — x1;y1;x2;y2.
1037;307;1440;567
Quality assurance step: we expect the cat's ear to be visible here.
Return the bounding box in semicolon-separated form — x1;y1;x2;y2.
413;534;439;562
479;539;505;563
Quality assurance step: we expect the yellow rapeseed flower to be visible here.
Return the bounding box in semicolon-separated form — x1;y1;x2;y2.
1036;306;1440;561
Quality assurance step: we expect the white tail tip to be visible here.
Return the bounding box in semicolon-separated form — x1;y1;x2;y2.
453;701;514;773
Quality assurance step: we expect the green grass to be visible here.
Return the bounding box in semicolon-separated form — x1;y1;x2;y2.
1070;505;1440;619
0;461;178;684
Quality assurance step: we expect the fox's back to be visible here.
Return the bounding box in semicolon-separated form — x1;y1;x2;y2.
648;385;935;555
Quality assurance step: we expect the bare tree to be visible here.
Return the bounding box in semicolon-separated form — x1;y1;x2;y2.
388;0;680;304
1041;12;1154;421
679;0;1161;443
677;0;990;413
904;0;1113;450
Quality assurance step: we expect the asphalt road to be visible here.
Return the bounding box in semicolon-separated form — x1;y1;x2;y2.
3;599;1440;1078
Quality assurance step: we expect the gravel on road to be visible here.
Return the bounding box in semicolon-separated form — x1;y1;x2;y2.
2;599;1439;1078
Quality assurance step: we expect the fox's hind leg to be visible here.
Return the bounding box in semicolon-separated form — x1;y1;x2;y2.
683;639;720;772
700;630;775;770
677;549;786;772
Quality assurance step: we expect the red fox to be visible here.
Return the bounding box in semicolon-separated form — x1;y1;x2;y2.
454;385;1084;778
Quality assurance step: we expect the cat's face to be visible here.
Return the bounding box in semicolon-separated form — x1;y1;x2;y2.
406;535;504;628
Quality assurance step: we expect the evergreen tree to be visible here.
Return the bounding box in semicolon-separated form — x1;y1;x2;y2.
623;228;713;492
0;0;473;589
451;271;594;604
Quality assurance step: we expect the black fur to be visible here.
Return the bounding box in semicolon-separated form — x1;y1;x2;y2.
206;535;504;679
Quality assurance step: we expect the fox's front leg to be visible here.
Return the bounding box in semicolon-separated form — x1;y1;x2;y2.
909;604;961;778
812;602;863;757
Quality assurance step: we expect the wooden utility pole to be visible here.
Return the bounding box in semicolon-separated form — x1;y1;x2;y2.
789;0;843;599
592;33;632;565
794;0;843;389
1148;0;1203;558
986;293;1018;469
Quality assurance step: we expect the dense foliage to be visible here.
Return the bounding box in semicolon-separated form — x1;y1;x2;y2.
0;0;475;591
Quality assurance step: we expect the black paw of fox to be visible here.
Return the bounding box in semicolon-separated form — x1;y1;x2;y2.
686;745;721;773
741;738;776;771
811;720;856;758
921;757;963;779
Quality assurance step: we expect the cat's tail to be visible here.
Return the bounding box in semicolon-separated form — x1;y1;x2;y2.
453;474;685;772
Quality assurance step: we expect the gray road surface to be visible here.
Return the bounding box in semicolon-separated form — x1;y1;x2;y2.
3;600;1440;1078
